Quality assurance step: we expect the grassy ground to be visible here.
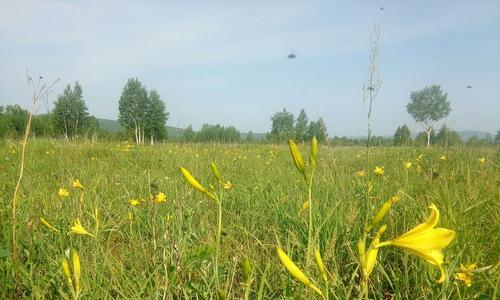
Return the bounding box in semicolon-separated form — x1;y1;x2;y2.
1;139;498;299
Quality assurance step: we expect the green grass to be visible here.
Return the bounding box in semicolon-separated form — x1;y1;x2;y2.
1;139;498;299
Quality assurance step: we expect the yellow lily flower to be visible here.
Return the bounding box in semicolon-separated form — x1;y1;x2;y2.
374;166;384;175
276;246;323;297
376;204;456;283
223;181;232;190
314;248;328;282
72;179;84;189
211;162;223;184
58;188;69;198
155;192;167;203
404;162;412;169
69;218;95;238
357;170;366;177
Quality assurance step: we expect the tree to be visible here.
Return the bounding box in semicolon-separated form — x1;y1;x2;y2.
306;118;327;143
435;124;462;147
118;78;149;144
415;131;436;146
182;125;195;142
270;109;295;143
0;105;29;138
406;85;451;148
295;109;309;142
32;114;54;138
52;82;90;140
246;131;254;143
393;124;411;146
495;130;500;145
144;89;169;144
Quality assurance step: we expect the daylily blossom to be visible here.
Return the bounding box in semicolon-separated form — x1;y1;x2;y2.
357;170;366;177
69;219;95;238
72;179;84;189
155;192;167;203
374;166;384;175
376;204;456;283
404;162;412;169
58;188;69;198
223;181;232;190
129;199;140;206
455;263;477;287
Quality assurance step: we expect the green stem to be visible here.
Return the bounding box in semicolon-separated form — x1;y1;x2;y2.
306;168;315;267
215;195;222;293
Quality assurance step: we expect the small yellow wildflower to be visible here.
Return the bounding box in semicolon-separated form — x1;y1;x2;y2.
223;181;232;190
72;179;84;189
357;170;366;177
58;188;69;198
69;219;95;238
404;162;412;169
440;155;447;161
299;201;310;215
374;166;384;175
129;199;140;206
155;192;167;203
478;158;486;164
455;263;477;287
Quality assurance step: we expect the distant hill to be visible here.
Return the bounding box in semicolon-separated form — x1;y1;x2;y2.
96;118;265;140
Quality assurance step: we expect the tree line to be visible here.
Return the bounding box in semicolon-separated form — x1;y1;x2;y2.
1;81;499;146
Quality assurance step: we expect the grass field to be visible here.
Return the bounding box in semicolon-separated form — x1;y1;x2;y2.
1;139;498;299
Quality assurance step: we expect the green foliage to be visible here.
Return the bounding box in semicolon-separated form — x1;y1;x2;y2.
407;85;451;147
196;124;240;143
144;89;169;143
435;124;462;147
1;141;497;298
270;109;295;143
294;109;309;142
245;131;254;143
32;114;54;138
118;78;149;143
306;118;327;143
52;82;91;140
0;105;29;138
415;131;436;146
393;124;411;146
182;125;196;142
495;130;500;145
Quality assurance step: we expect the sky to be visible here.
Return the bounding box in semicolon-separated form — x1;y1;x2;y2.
0;0;499;136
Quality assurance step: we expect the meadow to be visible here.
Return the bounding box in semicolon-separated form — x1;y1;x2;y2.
1;139;498;299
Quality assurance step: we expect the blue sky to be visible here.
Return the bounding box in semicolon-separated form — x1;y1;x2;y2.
0;0;499;136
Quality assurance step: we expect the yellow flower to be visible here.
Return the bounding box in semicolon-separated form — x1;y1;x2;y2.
155;192;167;203
223;181;232;190
40;217;59;233
58;188;69;198
478;158;485;164
374;166;384;175
129;199;140;206
72;179;84;189
376;204;456;283
455;263;477;287
288;140;306;175
440;155;447;161
179;166;216;200
69;219;95;238
357;170;366;177
314;248;328;282
276;247;323;296
299;201;310;215
404;162;412;169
